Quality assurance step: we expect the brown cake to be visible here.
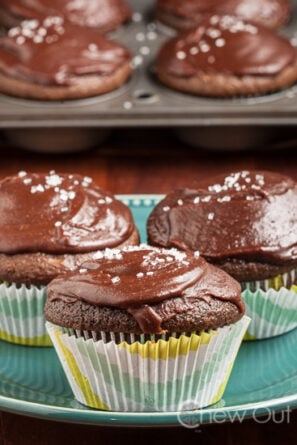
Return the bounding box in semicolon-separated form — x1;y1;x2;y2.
147;170;297;340
0;171;138;346
0;171;139;286
0;0;132;33
156;0;292;31
45;244;249;411
0;17;132;100
147;170;297;283
155;15;297;97
45;245;244;334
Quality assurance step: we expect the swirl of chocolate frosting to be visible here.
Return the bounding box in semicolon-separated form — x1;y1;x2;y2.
46;245;244;333
157;0;291;29
147;171;297;266
156;15;296;77
0;0;132;32
0;171;135;254
0;17;131;86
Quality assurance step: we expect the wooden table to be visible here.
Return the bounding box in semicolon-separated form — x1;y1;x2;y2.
0;127;297;445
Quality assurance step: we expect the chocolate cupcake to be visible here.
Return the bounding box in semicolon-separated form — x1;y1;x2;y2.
0;171;139;345
45;245;249;411
0;17;132;100
0;0;132;33
147;170;297;339
155;15;297;98
156;0;292;31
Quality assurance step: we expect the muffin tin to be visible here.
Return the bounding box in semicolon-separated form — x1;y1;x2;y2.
1;0;297;151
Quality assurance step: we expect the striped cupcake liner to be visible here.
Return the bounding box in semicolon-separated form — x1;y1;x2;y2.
0;282;52;346
241;268;297;292
46;316;250;412
242;287;297;340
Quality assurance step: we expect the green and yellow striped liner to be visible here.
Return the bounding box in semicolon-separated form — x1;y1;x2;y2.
46;316;250;412
0;282;52;346
242;287;297;340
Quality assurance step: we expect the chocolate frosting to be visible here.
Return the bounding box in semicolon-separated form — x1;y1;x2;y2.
0;17;131;86
47;245;243;333
0;171;135;254
147;171;297;266
0;0;132;31
157;0;290;26
156;15;296;76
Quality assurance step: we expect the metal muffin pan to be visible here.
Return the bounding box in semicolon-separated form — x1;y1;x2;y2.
1;0;297;151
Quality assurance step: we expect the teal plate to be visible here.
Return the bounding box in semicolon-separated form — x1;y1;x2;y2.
1;195;297;427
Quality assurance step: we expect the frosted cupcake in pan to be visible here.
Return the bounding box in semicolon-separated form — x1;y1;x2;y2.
0;0;132;33
156;0;292;31
0;17;132;100
0;171;139;345
155;15;297;98
45;245;249;412
147;170;297;339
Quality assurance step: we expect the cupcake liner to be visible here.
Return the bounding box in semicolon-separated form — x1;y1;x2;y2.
46;316;250;412
0;282;52;346
241;268;297;292
242;287;297;340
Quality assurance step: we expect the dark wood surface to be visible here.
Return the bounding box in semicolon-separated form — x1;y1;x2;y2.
0;126;297;445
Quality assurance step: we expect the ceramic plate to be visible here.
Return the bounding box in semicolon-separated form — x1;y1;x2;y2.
1;195;297;427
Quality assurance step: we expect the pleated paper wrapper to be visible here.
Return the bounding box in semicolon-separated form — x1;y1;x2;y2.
0;282;52;346
242;287;297;340
46;316;250;412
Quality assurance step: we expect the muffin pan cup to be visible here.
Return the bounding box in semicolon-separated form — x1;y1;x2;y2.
1;0;297;151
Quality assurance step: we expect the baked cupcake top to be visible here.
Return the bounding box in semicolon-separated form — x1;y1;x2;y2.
0;0;132;33
147;171;297;271
156;0;291;30
46;245;244;333
0;171;136;255
156;15;296;78
0;17;131;87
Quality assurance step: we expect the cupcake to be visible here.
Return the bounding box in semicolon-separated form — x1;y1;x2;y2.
45;245;249;412
147;170;297;340
155;15;297;98
0;171;139;346
0;17;132;100
0;0;132;33
156;0;292;31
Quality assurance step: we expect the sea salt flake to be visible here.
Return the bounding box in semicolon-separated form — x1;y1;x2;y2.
46;174;63;187
111;276;121;284
176;51;186;60
31;184;45;193
215;38;226;47
68;191;76;200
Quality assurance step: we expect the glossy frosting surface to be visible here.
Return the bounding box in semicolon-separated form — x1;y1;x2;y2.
0;17;131;86
157;15;296;76
0;0;131;30
47;245;243;333
0;171;135;254
147;171;297;265
157;0;290;24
